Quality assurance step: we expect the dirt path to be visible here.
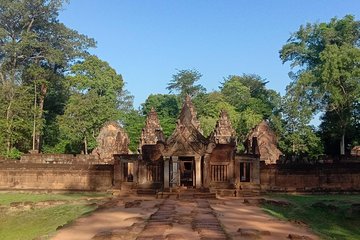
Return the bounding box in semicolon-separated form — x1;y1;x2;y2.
210;197;320;239
51;196;319;240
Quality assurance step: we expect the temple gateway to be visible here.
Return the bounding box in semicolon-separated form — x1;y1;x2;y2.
114;96;265;195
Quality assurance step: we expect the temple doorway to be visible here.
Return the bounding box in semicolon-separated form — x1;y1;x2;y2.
179;156;194;187
240;162;251;182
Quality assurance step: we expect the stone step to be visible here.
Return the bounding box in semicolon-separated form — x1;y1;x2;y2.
136;189;157;195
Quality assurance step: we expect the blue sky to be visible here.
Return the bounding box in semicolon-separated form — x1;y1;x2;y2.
59;1;360;109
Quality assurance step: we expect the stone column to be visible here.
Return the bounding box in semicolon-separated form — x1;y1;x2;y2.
195;156;202;188
203;154;211;188
252;158;260;184
133;161;138;184
163;157;170;190
113;158;121;189
171;156;179;188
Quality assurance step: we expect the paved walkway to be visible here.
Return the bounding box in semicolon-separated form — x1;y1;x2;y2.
51;196;319;240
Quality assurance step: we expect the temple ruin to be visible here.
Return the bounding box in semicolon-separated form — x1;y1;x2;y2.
0;96;359;194
115;96;261;195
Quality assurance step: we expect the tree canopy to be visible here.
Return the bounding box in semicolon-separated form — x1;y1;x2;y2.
280;15;360;156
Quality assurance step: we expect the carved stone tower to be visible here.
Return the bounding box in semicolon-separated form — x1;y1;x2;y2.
139;107;165;149
210;110;237;145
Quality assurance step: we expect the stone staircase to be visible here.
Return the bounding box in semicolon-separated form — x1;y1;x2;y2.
237;183;261;197
210;183;261;197
156;187;217;199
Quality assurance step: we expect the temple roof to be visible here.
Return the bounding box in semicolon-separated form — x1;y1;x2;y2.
245;120;282;164
210;110;237;145
140;107;165;147
160;95;212;156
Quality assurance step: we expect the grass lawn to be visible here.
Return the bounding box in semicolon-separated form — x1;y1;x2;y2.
261;194;360;240
0;192;111;240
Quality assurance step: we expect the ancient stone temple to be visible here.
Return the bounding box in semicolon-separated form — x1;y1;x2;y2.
92;121;129;163
114;96;261;194
246;120;282;164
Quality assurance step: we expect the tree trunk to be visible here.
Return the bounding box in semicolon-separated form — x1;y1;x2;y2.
34;82;47;151
340;132;345;156
84;136;88;154
32;82;37;151
5;84;13;155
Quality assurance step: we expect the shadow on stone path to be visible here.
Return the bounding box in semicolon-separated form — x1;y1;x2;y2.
52;196;319;240
136;199;228;240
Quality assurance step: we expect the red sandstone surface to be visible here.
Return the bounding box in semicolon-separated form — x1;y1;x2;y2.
51;196;319;240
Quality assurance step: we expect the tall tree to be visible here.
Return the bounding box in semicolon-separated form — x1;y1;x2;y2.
193;92;239;137
280;15;360;155
279;81;323;158
58;56;123;154
0;0;95;153
220;74;281;141
167;69;206;99
142;94;180;137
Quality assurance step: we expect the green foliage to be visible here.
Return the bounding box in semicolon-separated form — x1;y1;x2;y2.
279;81;323;158
121;110;145;153
0;0;95;156
142;94;180;137
0;84;33;157
58;56;124;153
167;69;206;99
193;92;239;137
262;194;360;239
219;74;281;142
0;192;109;240
280;15;360;155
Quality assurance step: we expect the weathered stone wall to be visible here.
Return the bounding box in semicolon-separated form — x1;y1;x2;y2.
260;163;360;192
20;154;102;164
0;162;113;191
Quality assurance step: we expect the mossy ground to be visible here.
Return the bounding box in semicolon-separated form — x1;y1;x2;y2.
0;192;110;240
261;194;360;240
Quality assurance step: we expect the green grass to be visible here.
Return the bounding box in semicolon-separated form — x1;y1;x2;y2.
0;192;109;205
261;194;360;240
0;192;111;240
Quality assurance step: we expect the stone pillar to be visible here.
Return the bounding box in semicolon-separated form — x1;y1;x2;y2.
171;156;179;188
113;158;121;189
228;154;235;186
195;156;202;188
163;157;170;190
203;154;211;188
252;158;260;184
133;161;138;184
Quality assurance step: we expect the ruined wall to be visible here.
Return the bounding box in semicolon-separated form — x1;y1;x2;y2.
0;162;113;191
20;154;102;164
260;163;360;192
209;145;235;162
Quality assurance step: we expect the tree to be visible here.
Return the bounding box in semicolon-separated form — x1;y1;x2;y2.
0;0;95;153
121;110;145;153
279;82;323;158
280;15;360;155
0;84;33;158
220;74;282;141
141;94;180;137
193;92;239;137
167;69;206;99
58;56;124;154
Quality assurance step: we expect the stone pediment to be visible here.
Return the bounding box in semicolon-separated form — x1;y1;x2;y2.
210;110;237;145
92;121;129;162
245;120;282;164
139;107;165;149
159;95;214;157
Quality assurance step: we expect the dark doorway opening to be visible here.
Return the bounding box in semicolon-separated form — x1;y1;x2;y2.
123;162;134;182
179;156;194;187
240;162;251;182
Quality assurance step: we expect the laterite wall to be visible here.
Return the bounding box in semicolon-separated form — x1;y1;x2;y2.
0;162;113;191
260;163;360;192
